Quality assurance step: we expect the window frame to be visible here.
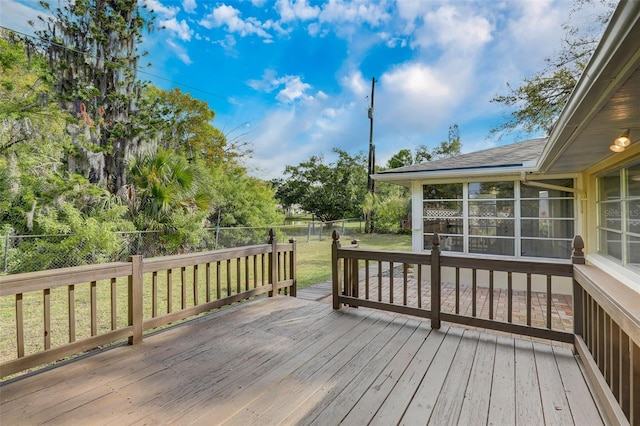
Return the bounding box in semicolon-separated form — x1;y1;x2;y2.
422;178;576;260
596;161;640;272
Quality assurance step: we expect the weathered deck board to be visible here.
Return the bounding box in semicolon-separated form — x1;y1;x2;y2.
457;332;497;425
515;339;545;424
0;296;604;425
487;335;516;425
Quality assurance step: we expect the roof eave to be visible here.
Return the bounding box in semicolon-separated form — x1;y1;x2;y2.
372;164;539;185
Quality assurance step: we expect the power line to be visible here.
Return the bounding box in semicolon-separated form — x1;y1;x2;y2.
0;26;231;103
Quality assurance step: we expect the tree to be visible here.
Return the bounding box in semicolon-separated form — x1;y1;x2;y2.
141;87;230;165
490;0;615;139
386;149;413;169
277;149;367;222
34;0;156;193
0;32;66;154
123;149;209;231
375;124;462;233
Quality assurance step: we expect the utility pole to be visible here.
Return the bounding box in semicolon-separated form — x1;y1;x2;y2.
366;77;376;233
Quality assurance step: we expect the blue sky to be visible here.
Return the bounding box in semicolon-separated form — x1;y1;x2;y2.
1;0;608;179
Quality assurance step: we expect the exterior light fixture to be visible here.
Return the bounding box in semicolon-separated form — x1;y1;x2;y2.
610;129;631;152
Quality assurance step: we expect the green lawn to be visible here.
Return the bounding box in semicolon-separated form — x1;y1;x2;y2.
295;231;411;289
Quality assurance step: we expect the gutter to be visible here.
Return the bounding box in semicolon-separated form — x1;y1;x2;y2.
372;164;539;183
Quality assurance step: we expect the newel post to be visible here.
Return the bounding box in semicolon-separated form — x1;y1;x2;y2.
289;238;297;297
268;229;278;296
572;235;585;340
128;255;143;345
332;230;341;310
431;234;441;329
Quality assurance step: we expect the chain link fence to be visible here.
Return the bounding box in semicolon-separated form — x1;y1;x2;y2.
1;219;362;275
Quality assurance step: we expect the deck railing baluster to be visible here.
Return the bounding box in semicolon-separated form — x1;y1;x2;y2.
237;258;241;295
43;288;51;349
167;269;173;313
489;270;494;320
90;281;97;336
546;275;551;329
245;255;250;291
253;255;258;289
507;271;512;323
193;264;199;306
526;273;531;327
403;263;408;306
455;267;460;314
417;263;422;309
68;285;75;342
151;272;158;318
206;263;211;303
389;261;394;304
216;261;221;299
226;259;232;297
472;269;477;318
16;293;24;357
181;267;187;309
365;260;370;300
110;277;117;330
377;261;382;302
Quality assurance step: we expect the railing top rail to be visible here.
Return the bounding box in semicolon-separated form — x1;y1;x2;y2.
337;246;573;276
142;244;272;272
338;247;431;265
440;256;573;276
0;261;133;296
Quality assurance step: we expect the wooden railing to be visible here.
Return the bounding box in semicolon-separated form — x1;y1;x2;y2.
0;229;296;378
332;231;574;343
332;231;640;424
572;236;638;425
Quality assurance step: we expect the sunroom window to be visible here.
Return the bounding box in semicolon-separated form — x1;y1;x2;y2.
597;162;640;271
423;179;575;259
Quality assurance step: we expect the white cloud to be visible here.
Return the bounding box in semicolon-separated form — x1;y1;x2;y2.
376;62;454;131
319;0;391;27
276;75;312;103
247;69;279;92
412;5;493;53
340;70;368;97
276;0;320;23
182;0;197;14
143;0;179;19
160;18;194;41
199;4;272;40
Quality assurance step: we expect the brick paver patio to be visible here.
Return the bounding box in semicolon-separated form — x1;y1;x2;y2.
299;267;574;332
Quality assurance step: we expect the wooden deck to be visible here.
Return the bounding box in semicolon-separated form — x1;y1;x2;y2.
1;296;604;425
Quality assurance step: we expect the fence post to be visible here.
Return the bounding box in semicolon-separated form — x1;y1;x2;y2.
289;238;297;297
332;231;341;310
128;255;143;345
269;229;278;296
430;234;441;329
307;223;311;243
572;235;585;342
